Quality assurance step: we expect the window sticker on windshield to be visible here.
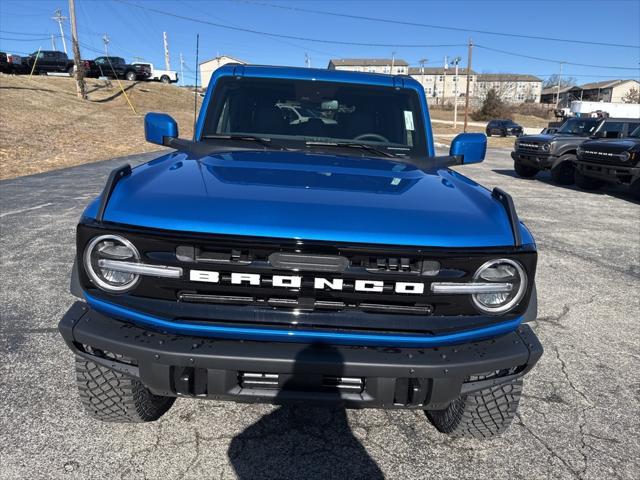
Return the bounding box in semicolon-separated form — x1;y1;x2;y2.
404;111;415;131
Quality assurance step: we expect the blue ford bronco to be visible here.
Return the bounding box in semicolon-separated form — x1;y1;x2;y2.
59;65;542;439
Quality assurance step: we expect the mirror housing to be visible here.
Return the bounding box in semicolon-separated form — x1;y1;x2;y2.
145;112;178;146
449;132;486;164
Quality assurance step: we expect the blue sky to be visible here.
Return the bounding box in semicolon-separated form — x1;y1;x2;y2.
1;0;638;85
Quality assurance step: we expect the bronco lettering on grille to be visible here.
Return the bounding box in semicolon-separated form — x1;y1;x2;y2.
189;270;425;294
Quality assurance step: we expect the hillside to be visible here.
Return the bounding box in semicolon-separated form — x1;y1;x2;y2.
0;75;201;179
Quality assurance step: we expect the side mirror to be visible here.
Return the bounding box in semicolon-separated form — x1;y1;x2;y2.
449;132;486;164
144;112;178;146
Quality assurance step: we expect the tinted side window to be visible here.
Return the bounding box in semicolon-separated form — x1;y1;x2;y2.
599;122;624;139
626;122;640;135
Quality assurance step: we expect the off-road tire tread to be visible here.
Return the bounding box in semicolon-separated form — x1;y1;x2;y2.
75;356;174;423
426;378;523;439
514;161;538;178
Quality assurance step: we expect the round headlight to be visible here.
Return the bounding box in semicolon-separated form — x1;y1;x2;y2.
472;259;527;314
541;143;551;152
84;235;140;292
619;151;630;162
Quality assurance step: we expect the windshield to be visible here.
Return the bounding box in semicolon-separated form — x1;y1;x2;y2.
630;125;640;138
202;77;427;157
557;118;600;136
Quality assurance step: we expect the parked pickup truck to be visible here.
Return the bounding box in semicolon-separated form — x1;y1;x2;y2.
132;62;178;84
86;56;151;81
511;117;639;185
25;50;74;75
59;65;542;439
575;125;640;198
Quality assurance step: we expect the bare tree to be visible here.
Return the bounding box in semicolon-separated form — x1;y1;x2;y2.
543;74;577;89
622;87;640;104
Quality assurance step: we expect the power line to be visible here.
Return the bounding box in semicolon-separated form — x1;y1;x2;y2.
114;0;466;48
475;44;640;71
245;1;639;49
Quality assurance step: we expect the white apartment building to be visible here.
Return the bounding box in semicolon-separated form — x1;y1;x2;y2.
475;74;543;103
327;58;409;75
408;67;477;104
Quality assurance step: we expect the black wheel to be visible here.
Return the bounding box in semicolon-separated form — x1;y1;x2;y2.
125;70;137;81
575;171;605;190
500;129;507;137
426;377;523;439
160;75;170;84
75;356;174;423
67;66;75;77
550;155;576;185
486;130;492;137
514;161;539;179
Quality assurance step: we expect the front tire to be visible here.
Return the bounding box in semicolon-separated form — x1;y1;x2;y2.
75;356;174;423
550;155;576;185
160;75;170;84
426;378;523;439
575;171;605;190
125;70;137;81
514;161;539;178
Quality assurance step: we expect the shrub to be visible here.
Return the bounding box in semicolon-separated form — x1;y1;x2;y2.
471;89;511;120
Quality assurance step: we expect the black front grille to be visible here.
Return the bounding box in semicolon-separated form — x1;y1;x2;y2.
77;222;536;334
579;149;634;166
517;142;542;153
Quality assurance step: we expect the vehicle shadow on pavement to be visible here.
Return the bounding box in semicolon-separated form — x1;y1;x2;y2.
492;168;640;204
227;345;384;480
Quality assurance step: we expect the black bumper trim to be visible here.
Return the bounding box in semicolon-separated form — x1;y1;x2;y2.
576;161;640;185
59;301;543;409
512;151;556;169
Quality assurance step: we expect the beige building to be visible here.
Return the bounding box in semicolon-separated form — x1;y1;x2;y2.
199;55;247;89
577;79;640;103
408;67;477;104
327;58;409;75
475;74;543;103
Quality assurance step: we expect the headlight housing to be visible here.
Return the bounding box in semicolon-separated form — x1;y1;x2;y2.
541;142;551;152
472;259;527;314
84;234;140;293
619;151;630;162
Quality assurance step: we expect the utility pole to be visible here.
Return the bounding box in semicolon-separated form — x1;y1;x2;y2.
180;52;184;86
441;56;448;106
463;38;473;133
102;33;110;55
452;56;461;128
163;31;171;71
391;51;396;74
52;9;68;54
68;0;86;99
304;53;311;68
419;58;427;93
50;33;57;50
555;61;564;109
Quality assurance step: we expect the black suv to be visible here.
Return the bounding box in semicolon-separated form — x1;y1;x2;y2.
575;124;640;198
486;119;523;137
86;56;151;81
26;50;74;75
511;117;639;185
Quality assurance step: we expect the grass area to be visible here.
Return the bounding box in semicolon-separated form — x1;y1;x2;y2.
0;74;201;179
432;123;517;149
429;107;552;129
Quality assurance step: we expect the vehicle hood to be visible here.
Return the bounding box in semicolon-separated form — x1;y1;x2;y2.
93;150;521;248
519;133;583;143
580;138;639;152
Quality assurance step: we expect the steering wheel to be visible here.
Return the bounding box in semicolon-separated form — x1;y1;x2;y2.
354;133;389;143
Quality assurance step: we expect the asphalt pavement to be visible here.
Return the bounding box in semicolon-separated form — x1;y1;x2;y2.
1;149;639;480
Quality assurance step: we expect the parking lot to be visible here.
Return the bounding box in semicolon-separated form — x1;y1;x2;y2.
1;148;638;479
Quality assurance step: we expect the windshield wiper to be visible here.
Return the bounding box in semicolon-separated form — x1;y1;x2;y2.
203;134;289;150
306;141;395;158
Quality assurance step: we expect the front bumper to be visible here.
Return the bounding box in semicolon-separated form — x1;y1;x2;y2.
59;302;543;410
576;160;640;185
512;151;556;169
